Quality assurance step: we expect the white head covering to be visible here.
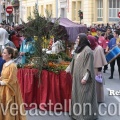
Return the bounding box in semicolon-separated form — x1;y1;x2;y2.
0;28;9;49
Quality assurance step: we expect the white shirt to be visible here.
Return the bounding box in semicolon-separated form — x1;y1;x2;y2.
4;59;14;67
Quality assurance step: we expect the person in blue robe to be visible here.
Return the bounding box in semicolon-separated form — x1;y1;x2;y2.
20;37;35;64
0;57;5;75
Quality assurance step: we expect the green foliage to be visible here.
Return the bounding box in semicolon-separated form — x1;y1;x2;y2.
21;4;60;72
42;65;68;74
25;52;34;63
46;52;72;64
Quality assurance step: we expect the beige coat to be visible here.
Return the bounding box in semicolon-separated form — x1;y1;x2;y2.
94;45;107;69
94;45;107;103
68;46;98;120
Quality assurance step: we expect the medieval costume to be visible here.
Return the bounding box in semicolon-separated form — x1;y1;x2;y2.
0;60;26;120
0;28;16;50
0;28;16;74
88;35;107;103
20;37;35;64
98;33;109;73
66;33;98;120
11;31;20;50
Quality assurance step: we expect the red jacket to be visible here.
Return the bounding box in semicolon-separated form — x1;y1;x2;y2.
11;35;20;48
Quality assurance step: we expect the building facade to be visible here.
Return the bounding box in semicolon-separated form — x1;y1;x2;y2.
20;0;57;23
92;0;120;25
0;0;19;24
18;0;120;25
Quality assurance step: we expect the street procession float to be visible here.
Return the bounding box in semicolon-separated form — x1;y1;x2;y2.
16;5;87;111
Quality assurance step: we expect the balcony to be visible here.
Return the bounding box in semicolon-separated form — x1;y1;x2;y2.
11;0;19;7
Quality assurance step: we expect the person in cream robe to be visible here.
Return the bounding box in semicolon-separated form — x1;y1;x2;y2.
0;46;26;120
0;28;16;50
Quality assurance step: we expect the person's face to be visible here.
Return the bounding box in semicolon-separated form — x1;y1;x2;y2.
10;26;14;30
117;26;119;29
107;29;111;34
113;32;118;38
97;30;101;36
2;49;11;61
76;36;80;44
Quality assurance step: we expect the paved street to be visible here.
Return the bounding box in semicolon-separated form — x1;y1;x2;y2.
27;63;120;120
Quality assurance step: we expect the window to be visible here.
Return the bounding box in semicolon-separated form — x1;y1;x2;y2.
97;0;103;21
33;6;35;17
109;0;120;22
49;4;52;15
61;8;65;18
72;2;76;21
46;4;52;15
27;7;31;18
72;1;81;21
46;5;48;11
41;5;44;16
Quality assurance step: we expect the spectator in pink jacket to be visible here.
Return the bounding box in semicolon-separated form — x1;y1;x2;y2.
98;32;109;50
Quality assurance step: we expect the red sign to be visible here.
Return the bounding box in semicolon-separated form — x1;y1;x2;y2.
118;12;120;18
6;6;13;14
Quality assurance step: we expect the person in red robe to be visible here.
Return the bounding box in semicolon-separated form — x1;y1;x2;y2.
11;31;20;50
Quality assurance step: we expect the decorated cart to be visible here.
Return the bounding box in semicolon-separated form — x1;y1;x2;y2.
15;6;74;112
15;3;88;111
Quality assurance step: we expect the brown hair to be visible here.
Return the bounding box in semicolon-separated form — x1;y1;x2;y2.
5;46;18;59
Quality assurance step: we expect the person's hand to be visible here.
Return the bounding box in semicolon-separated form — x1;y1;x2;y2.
117;43;120;46
105;50;109;54
65;70;70;74
20;52;25;56
81;79;87;85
